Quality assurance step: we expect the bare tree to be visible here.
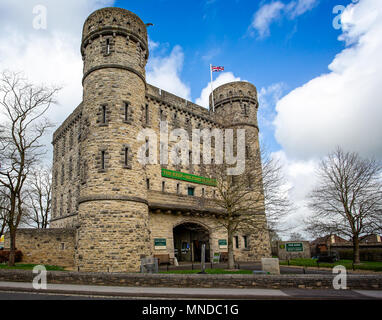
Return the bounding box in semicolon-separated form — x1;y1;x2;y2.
288;232;303;241
307;147;382;264
0;71;59;265
209;148;291;269
25;167;52;229
0;192;8;237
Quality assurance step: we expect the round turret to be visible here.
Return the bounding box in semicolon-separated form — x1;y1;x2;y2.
76;7;152;273
81;7;149;83
210;81;259;128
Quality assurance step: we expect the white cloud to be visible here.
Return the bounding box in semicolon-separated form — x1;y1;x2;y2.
196;72;241;109
271;150;319;239
0;0;115;162
147;45;191;101
251;1;285;38
274;0;382;160
250;0;319;38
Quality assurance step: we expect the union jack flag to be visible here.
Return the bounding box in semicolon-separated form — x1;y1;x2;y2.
211;66;224;72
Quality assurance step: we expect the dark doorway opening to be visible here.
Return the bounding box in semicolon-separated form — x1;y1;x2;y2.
173;222;210;263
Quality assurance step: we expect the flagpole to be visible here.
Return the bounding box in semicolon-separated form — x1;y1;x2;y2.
210;64;215;112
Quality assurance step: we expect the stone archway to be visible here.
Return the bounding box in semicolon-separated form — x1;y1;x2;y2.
173;222;210;263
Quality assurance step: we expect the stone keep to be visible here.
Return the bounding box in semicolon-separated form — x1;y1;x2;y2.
48;7;272;272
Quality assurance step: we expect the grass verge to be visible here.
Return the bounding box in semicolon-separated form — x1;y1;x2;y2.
0;263;65;271
279;258;382;272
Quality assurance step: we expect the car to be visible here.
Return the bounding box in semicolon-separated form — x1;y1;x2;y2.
317;252;340;263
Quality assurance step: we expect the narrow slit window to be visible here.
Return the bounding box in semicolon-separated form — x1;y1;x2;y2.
101;151;106;170
162;181;165;192
106;38;111;55
102;105;107;124
145;139;149;158
124;103;129;122
176;183;180;195
243;236;248;249
124;147;129;167
146;179;150;190
145;104;149;124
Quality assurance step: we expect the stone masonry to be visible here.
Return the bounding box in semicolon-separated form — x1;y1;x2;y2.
44;7;272;272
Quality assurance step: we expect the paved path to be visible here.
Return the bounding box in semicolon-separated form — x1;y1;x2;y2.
0;281;381;300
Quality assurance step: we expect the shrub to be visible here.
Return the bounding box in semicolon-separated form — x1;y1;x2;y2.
0;251;23;264
338;249;382;262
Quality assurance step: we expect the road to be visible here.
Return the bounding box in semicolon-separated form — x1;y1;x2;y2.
0;282;381;300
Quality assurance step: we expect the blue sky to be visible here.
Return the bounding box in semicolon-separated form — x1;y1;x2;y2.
113;0;349;152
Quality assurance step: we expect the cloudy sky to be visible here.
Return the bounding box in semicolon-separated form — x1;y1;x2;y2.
0;0;381;239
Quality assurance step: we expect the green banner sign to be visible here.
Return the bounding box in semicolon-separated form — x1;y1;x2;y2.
154;238;167;247
161;168;217;187
286;243;303;252
218;239;227;246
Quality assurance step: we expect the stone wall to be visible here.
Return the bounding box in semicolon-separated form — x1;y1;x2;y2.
0;269;381;290
4;229;75;267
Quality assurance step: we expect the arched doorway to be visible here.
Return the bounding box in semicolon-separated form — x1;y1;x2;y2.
173;222;210;263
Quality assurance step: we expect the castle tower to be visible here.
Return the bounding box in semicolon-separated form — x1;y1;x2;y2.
76;7;151;272
211;82;271;259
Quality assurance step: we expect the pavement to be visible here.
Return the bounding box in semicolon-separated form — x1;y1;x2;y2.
0;281;381;300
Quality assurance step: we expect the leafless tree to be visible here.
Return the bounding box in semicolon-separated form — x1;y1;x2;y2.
0;71;59;265
288;232;303;241
208;147;291;269
307;147;382;264
24;167;52;229
0;192;9;237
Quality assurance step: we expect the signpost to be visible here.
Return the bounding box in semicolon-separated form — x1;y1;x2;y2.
218;239;227;249
286;243;304;252
198;244;207;274
154;238;167;250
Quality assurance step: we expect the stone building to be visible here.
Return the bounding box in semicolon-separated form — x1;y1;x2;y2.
40;7;270;272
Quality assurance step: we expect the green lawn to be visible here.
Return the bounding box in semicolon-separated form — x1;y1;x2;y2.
0;263;65;271
160;268;254;275
280;258;382;272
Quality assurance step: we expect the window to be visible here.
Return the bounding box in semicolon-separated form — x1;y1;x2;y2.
102;105;107;124
202;188;205;197
124;147;129;167
146;179;150;190
145;104;149;125
101;151;106;170
61;243;65;251
162;181;166;192
106;38;111;55
235;236;239;249
188;187;195;196
145;139;149;158
243;236;248;249
176;183;180;195
124;103;129;122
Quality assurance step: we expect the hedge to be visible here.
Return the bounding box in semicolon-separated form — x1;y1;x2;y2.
0;251;23;263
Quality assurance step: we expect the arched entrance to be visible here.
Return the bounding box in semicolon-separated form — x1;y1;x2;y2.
173;222;210;263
